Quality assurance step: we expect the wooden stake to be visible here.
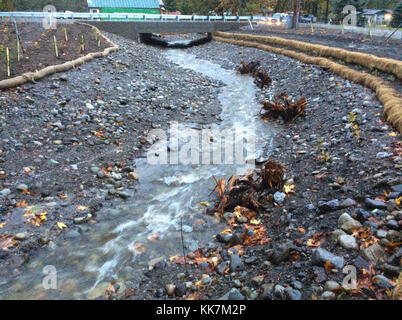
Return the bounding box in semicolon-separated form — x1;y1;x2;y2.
64;27;68;42
17;40;20;61
6;47;10;77
54;35;58;57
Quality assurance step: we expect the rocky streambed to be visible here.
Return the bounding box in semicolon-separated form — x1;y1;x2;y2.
0;32;401;300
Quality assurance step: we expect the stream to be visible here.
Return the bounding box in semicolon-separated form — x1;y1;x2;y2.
0;50;276;299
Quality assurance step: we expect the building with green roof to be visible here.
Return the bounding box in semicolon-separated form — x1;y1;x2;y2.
87;0;162;14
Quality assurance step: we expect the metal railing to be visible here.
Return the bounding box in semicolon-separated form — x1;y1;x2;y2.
0;11;264;22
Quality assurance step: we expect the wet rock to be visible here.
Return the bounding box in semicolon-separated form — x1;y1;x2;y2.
375;229;388;238
216;232;232;244
271;241;292;265
174;283;187;297
376;152;393;159
365;198;387;210
0;188;11;197
228;288;245;300
342;216;363;232
318;199;339;213
391;184;402;193
217;261;229;275
148;257;165;270
339;198;357;208
274;285;285;299
361;243;385;264
285;287;302;300
331;229;347;242
324;281;340;292
292;280;303;290
274;192;286;204
372;275;393;289
356;209;372;223
117;191;131;199
16;184;28;192
338;234;358;250
260;283;274;300
312;248;345;269
65;229;80;239
321;291;336;300
313;266;328;283
230;254;244;272
252;275;265;286
386;220;399;230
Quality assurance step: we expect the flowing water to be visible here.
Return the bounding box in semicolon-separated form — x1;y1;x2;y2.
0;50;275;299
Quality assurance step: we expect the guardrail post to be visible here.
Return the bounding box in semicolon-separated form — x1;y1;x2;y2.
208;15;210;21
237;15;240;22
191;15;194;21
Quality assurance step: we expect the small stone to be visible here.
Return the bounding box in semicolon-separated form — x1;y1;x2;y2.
341;220;362;234
312;248;345;269
128;172;139;180
338;212;354;227
274;192;286;204
372;275;393;289
318;199;339;213
331;229;347;242
14;232;27;241
274;285;285;299
230;254;244;272
386;220;399;230
361;243;385;264
16;184;28;192
365;198;387;210
90;167;100;174
324;281;340;292
339;198;357;208
227;288;245;300
390;184;402;193
376;152;393;159
165;284;175;296
338;234;358;250
271;241;292;265
252;275;265;286
174;283;187;297
376;229;388;238
285;288;302;300
321;291;336;300
0;188;11;197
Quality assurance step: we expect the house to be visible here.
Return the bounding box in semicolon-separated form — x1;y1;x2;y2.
362;9;393;25
87;0;162;14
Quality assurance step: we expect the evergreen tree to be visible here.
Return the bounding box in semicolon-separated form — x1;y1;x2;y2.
391;1;402;27
164;0;177;12
332;0;366;24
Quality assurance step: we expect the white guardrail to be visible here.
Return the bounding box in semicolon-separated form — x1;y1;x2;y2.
0;11;264;22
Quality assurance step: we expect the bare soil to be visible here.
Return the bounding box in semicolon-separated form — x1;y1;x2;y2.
0;22;109;80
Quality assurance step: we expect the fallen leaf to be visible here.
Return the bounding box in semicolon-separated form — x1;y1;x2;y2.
284;184;295;194
57;222;67;230
250;219;261;225
199;201;210;207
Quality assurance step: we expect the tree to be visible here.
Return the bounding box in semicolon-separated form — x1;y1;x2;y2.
391;1;402;27
0;0;15;11
332;0;366;23
164;0;178;12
